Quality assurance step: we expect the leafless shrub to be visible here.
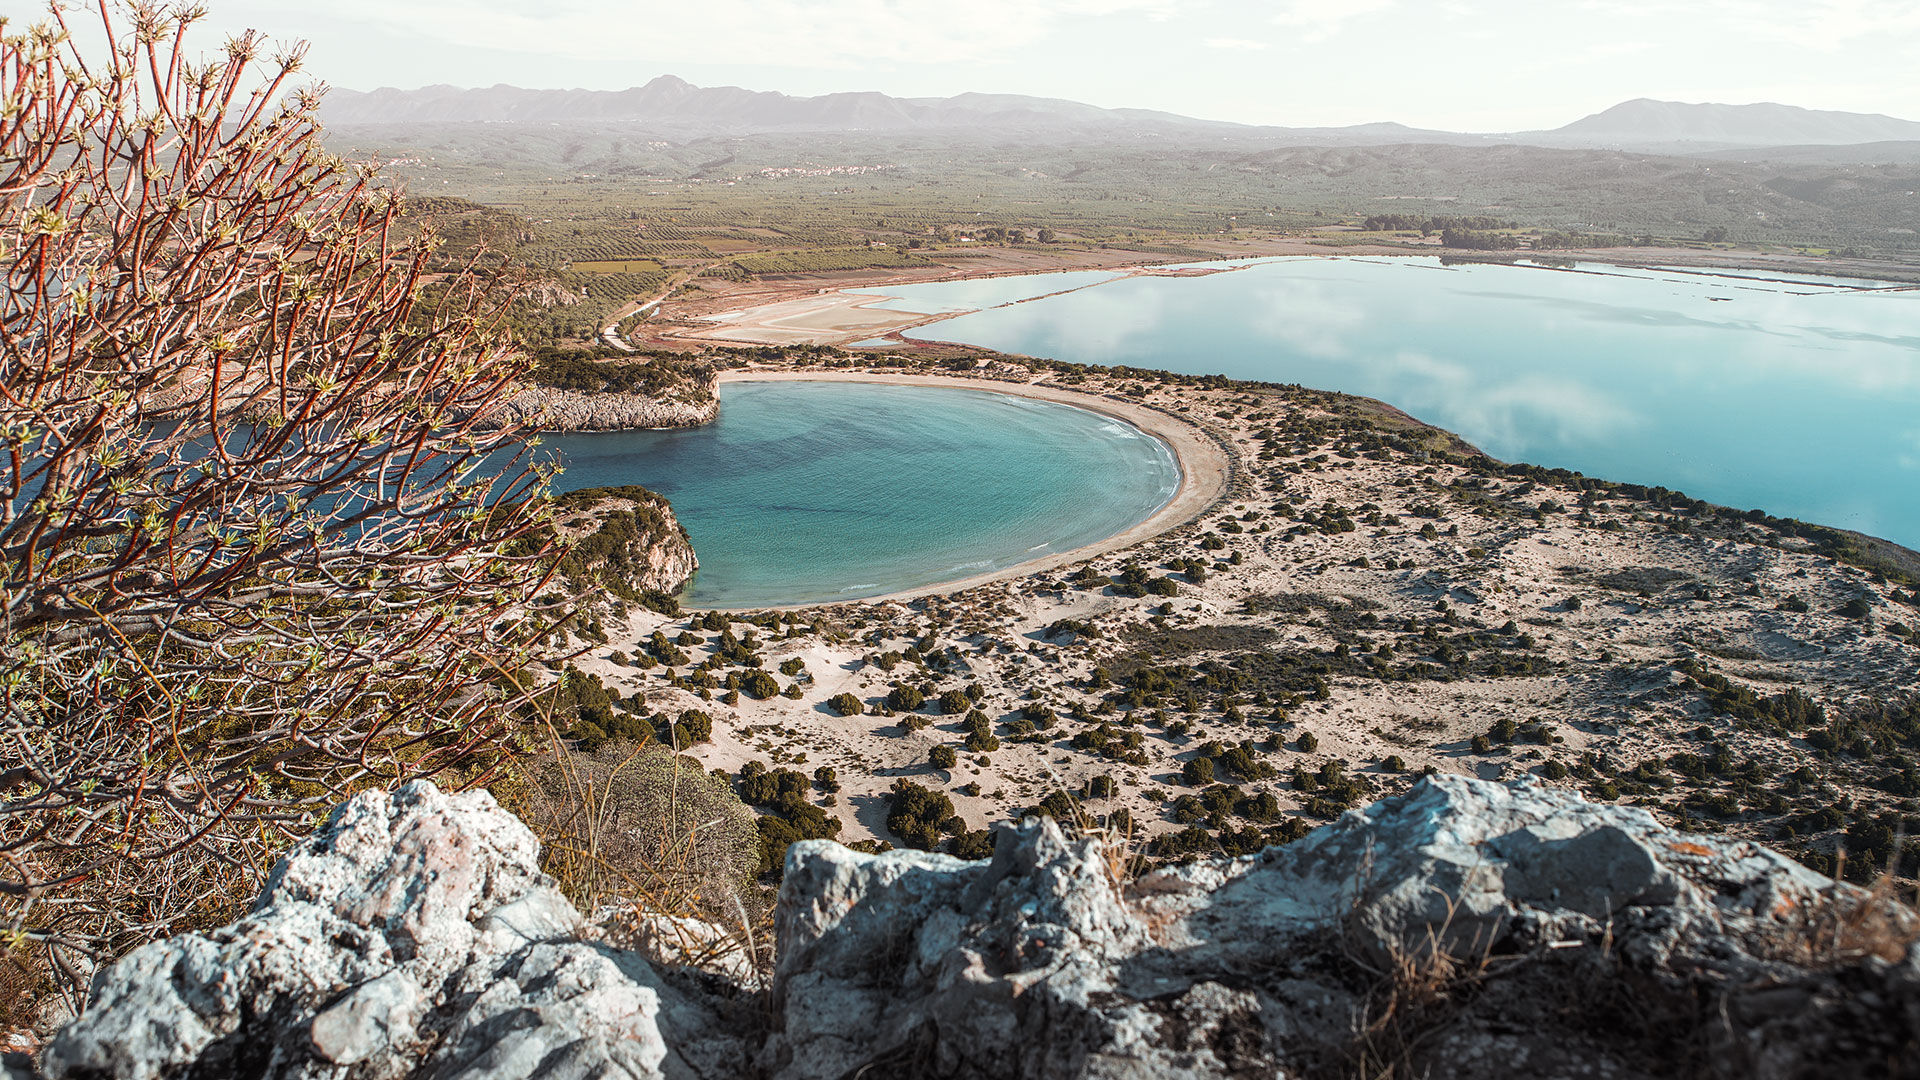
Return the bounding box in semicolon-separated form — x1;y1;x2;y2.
1;2;562;992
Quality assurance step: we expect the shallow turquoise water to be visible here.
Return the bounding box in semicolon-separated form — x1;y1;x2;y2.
541;382;1179;608
878;257;1920;548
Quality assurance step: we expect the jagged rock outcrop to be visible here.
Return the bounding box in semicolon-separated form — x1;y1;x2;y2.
39;777;1920;1080
477;359;721;432
762;776;1919;1079
41;783;745;1080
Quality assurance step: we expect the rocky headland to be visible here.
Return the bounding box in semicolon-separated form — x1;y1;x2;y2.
486;383;718;431
475;354;720;432
544;486;700;622
30;775;1919;1080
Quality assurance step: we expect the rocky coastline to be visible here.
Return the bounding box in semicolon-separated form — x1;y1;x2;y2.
550;485;700;613
482;383;720;432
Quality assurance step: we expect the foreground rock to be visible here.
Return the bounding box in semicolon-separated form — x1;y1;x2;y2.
42;783;745;1080
43;777;1919;1079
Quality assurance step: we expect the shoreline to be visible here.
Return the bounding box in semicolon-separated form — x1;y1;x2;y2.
702;369;1230;611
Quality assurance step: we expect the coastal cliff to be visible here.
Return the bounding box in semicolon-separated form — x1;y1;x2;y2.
489;383;719;431
549;486;699;608
34;775;1919;1080
479;353;720;432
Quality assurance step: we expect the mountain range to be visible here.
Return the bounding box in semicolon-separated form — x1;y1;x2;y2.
319;77;1920;159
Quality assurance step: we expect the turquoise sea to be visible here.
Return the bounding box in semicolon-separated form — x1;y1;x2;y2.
874;257;1920;549
541;381;1180;608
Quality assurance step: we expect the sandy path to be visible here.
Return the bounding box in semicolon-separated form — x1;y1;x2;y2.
711;369;1230;609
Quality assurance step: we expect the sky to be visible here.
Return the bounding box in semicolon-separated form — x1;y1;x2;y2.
166;0;1920;130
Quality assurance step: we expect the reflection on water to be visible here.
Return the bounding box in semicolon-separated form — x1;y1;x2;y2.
877;257;1920;547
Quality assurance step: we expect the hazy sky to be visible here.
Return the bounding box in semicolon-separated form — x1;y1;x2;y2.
178;0;1920;130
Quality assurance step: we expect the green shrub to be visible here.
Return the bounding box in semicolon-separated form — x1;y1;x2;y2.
827;692;864;716
947;830;995;860
885;779;962;851
740;669;780;699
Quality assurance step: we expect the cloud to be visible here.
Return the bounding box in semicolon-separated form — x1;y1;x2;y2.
1573;0;1920;52
1204;37;1271;51
1727;0;1920;52
1899;429;1920;471
1249;281;1363;357
1269;0;1395;43
270;0;1200;71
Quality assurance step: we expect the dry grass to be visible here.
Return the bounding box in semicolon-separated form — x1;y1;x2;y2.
499;675;772;982
1324;861;1504;1080
1778;850;1920;969
0;946;46;1031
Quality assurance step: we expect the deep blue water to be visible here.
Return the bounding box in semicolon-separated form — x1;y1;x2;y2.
875;257;1920;548
541;381;1179;608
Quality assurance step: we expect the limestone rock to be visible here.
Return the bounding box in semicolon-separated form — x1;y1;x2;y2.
551;485;699;598
41;782;743;1080
483;384;720;432
36;776;1920;1080
761;775;1919;1080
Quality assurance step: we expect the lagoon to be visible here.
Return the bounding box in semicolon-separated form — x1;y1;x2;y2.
541;381;1180;608
881;257;1920;549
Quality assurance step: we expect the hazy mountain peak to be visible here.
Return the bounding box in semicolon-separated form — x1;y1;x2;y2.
1551;98;1920;147
316;79;1920;159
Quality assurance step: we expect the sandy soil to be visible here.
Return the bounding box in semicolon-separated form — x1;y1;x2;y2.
677;294;930;345
561;362;1920;863
637;241;1336;350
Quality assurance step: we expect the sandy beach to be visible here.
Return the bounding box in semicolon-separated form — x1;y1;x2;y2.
710;369;1231;608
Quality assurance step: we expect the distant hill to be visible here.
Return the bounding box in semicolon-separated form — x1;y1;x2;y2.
319;75;1247;137
1692;140;1920;165
321;81;1920;160
319;76;1504;147
1536;99;1920;150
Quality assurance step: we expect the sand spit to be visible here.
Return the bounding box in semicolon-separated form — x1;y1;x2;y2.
675;261;1260;348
